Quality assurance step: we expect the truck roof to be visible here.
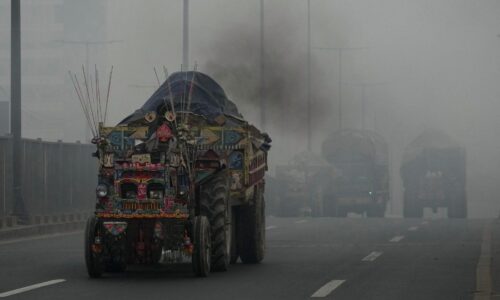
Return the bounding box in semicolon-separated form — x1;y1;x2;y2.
120;71;242;125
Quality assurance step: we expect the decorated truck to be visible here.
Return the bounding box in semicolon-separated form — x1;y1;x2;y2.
271;152;333;217
321;129;389;217
83;71;271;277
401;130;466;218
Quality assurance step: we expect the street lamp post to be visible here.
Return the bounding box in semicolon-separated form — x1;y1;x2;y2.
183;0;189;70
260;0;266;131
11;0;27;221
313;46;366;130
306;0;312;151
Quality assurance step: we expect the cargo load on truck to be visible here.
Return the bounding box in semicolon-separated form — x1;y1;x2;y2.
321;129;389;217
401;129;466;218
75;71;271;277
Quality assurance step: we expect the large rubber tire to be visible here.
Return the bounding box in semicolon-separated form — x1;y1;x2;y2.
229;207;239;264
239;185;265;264
192;216;211;277
200;175;231;272
84;216;104;278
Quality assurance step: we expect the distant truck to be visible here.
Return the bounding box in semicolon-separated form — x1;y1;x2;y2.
271;152;333;217
321;129;389;217
84;71;271;277
401;130;466;218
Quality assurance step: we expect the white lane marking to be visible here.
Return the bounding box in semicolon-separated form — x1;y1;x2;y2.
295;219;308;224
362;251;383;262
421;221;429;225
265;225;277;230
0;231;81;246
311;279;345;298
0;279;66;298
389;235;405;242
474;222;492;300
408;226;419;231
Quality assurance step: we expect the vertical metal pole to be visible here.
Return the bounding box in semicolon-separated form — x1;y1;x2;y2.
182;0;189;70
306;0;312;151
361;85;366;130
11;0;26;221
85;42;89;76
260;0;266;131
338;49;342;130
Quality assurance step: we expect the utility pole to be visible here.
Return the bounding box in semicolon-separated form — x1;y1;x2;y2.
182;0;189;70
260;0;266;131
11;0;26;221
314;47;366;130
344;81;388;130
306;0;312;151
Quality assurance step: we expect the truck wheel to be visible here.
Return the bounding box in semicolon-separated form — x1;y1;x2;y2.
230;207;239;264
200;175;231;271
85;216;104;278
192;216;211;277
239;185;265;264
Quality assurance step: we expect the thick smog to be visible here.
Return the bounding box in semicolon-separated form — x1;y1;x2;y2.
0;1;499;299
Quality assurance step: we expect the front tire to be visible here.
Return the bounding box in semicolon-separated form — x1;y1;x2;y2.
192;216;211;277
200;174;231;271
85;216;104;278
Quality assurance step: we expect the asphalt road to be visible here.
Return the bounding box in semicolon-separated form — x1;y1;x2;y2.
0;216;494;300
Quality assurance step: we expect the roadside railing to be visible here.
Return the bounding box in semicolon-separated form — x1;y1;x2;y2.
0;136;97;218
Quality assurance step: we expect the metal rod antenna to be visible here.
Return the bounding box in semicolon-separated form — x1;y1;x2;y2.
104;66;113;126
73;72;96;137
164;68;178;128
154;67;161;87
82;66;98;136
89;67;99;134
69;71;92;133
94;65;102;124
163;66;168;80
184;64;197;126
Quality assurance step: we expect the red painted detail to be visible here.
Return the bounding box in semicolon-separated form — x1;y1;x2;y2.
137;183;147;200
157;123;173;142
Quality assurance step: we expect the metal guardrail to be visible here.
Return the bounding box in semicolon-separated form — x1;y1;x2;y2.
0;136;97;217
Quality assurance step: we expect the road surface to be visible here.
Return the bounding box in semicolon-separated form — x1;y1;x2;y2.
0;216;495;299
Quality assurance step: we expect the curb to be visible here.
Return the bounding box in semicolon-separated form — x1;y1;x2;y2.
0;221;86;241
0;212;92;241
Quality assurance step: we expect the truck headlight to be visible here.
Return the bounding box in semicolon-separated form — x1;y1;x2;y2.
96;184;108;198
149;190;163;199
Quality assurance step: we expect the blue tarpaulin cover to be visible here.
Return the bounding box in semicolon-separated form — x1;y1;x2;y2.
120;71;242;125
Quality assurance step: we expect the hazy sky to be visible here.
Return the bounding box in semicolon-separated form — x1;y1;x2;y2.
2;0;500;217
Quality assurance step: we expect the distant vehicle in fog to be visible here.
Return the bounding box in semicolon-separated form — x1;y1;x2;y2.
270;152;333;217
401;130;466;218
321;129;389;217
